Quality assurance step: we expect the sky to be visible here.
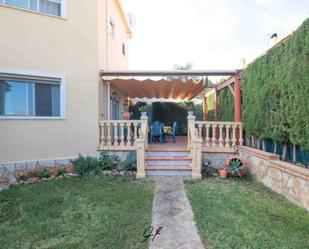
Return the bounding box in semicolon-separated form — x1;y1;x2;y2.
122;0;309;72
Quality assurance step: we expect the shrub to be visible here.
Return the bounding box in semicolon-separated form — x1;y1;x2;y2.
56;168;66;177
98;153;120;170
241;18;309;150
37;168;50;179
119;153;136;171
19;171;35;181
71;154;99;177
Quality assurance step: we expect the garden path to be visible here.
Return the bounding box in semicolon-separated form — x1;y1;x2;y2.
149;177;205;249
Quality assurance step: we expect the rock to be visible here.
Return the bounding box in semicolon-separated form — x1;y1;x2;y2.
26;177;39;184
15;170;28;180
66;173;77;177
65;165;74;174
102;170;112;175
119;171;125;176
48;175;56;180
47;166;61;176
9;175;18;185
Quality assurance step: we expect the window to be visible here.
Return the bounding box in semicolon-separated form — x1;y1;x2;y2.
109;18;115;38
0;0;65;17
122;42;126;56
0;73;64;118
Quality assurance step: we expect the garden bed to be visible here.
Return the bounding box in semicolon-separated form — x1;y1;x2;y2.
185;177;309;249
0;175;154;249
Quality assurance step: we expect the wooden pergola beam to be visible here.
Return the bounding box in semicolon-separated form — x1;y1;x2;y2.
100;69;240;77
216;76;235;91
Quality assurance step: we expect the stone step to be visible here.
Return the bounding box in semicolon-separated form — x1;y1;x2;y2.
146;148;189;152
146;160;192;166
145;156;192;161
146;151;190;157
146;170;192;176
146;166;192;171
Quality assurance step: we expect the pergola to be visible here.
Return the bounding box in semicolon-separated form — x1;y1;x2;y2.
99;70;242;122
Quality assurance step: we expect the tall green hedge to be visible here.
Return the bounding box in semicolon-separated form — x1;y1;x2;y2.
206;92;215;121
205;88;234;121
218;88;234;121
241;18;309;149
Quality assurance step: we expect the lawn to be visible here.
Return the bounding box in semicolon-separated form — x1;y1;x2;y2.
185;177;309;249
0;175;154;249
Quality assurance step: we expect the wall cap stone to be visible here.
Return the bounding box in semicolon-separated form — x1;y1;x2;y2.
269;160;309;181
239;146;280;160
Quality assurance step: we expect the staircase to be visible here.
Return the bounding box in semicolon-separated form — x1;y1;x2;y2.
145;149;192;176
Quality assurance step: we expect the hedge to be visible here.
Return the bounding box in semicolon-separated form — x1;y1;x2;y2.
218;88;234;121
241;18;309;150
205;88;234;121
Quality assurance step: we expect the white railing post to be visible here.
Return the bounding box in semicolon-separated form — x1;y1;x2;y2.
187;113;195;149
191;137;202;180
136;137;145;179
141;116;149;149
188;113;202;180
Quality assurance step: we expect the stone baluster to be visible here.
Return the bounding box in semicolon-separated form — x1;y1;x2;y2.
120;122;125;146
106;122;111;147
99;122;105;149
239;123;244;145
232;124;237;147
226;124;232;148
218;124;224;148
133;122;138;141
128;122;133;146
205;124;210;147
198;124;203;139
113;122;118;146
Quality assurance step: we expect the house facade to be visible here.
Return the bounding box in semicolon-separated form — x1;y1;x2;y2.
0;0;131;165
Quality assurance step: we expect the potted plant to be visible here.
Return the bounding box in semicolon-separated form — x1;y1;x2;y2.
218;166;228;179
122;99;131;120
138;105;149;117
225;156;249;177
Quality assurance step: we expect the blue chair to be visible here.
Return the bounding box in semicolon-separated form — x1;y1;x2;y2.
150;121;163;143
164;122;177;143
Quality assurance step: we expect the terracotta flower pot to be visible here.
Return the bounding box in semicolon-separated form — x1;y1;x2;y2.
122;111;131;120
218;168;228;179
226;156;249;177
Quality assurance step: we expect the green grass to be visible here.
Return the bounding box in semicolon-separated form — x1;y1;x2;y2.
185;177;309;249
0;175;154;249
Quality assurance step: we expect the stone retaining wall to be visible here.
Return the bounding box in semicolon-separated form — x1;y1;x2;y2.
0;158;73;185
202;152;237;168
239;146;309;211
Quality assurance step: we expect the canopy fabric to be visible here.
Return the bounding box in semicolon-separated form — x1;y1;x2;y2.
105;78;206;100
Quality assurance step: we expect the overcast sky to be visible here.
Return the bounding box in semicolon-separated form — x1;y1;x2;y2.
122;0;309;71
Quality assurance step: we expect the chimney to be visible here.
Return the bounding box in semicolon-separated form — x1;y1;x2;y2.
269;33;278;47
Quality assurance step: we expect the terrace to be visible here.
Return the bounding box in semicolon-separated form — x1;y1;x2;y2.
98;69;243;179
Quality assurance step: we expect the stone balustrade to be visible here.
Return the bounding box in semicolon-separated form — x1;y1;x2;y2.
195;121;243;148
99;120;144;150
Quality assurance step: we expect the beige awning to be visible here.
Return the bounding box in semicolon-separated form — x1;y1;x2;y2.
104;78;206;100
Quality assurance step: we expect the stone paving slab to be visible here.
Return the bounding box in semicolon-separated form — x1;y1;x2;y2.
149;176;205;249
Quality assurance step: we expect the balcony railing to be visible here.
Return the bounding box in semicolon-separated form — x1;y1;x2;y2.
99;120;147;150
195;121;243;148
99;117;148;178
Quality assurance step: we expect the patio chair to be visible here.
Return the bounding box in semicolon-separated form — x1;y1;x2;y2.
164;121;177;143
150;121;163;143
